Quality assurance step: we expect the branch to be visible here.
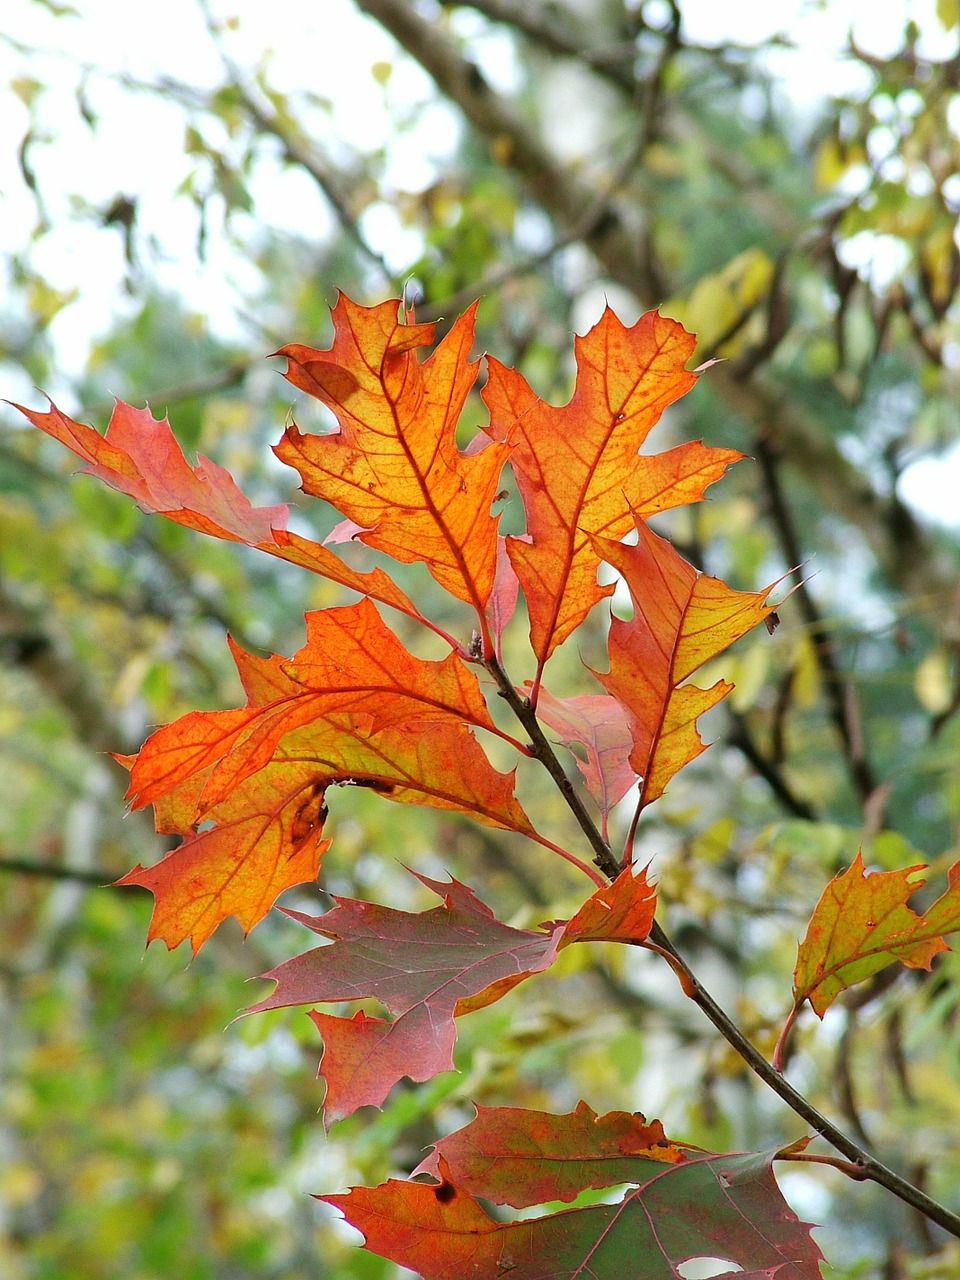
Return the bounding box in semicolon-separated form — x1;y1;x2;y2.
0;855;121;887
436;0;640;92
482;653;621;881
726;711;818;821
645;918;960;1238
86;357;252;420
753;432;878;806
486;628;960;1238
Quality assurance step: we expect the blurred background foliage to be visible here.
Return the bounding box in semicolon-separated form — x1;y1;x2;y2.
2;0;960;1275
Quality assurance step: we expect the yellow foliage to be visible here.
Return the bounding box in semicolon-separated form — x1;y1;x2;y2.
662;249;774;358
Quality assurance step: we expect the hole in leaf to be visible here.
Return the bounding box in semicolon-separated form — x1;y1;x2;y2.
677;1261;743;1280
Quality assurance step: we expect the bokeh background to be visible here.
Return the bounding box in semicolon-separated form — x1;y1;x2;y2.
2;1;960;1275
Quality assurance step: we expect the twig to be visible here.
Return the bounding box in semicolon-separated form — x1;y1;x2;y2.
0;856;119;887
484;647;960;1238
753;431;878;806
726;711;818;821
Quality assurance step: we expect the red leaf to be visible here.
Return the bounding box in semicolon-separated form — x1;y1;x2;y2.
14;398;451;640
246;869;658;1121
531;684;636;834
247;874;566;1122
793;852;960;1018
413;1101;686;1207
325;1137;823;1279
273;294;510;620
482;307;742;673
15;398;287;543
592;517;779;809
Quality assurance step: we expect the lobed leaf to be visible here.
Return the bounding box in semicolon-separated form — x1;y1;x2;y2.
325;1132;823;1279
482;306;742;672
274;294;510;617
247;874;567;1123
121;600;532;951
412;1101;686;1208
559;863;657;947
592;517;779;810
531;684;636;835
116;764;330;954
15;397;288;542
15;397;447;637
793;852;960;1017
246;867;658;1122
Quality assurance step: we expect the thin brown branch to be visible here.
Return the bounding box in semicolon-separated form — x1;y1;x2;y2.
484;644;960;1237
754;432;878;806
87;357;252;419
645;917;960;1238
0;855;120;887
726;711;818;821
482;652;621;880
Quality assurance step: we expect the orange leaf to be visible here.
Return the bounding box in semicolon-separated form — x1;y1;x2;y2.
561;864;657;946
592;517;779;809
793;852;960;1018
14;398;287;543
116;763;330;954
121;602;532;950
273;295;510;620
482;307;742;671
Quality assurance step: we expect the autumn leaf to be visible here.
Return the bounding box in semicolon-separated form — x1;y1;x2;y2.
15;397;288;543
245;869;657;1122
273;294;510;624
116;763;330;954
14;397;454;642
324;1137;823;1279
246;874;567;1122
592;516;779;810
559;863;657;947
792;852;960;1018
121;600;533;951
482;306;742;677
531;684;636;837
412;1102;686;1207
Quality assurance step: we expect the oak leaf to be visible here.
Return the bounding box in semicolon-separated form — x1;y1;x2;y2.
247;869;657;1122
482;306;742;674
792;852;960;1018
592;516;779;810
247;875;567;1123
273;294;510;619
14;397;449;641
559;863;657;947
531;684;635;838
325;1130;823;1279
116;764;330;954
412;1101;687;1206
121;600;532;951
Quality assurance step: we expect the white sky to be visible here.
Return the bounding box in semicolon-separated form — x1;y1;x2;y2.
2;0;958;521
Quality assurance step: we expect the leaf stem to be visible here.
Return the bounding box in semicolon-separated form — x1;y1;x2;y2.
773;1003;801;1073
775;1151;869;1181
482;654;622;881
